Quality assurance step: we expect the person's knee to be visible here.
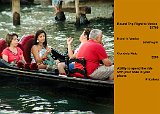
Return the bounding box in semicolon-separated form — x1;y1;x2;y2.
57;62;66;74
108;72;114;80
57;62;65;69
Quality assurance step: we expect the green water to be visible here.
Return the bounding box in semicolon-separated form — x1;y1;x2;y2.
0;2;114;61
0;2;114;114
0;84;113;114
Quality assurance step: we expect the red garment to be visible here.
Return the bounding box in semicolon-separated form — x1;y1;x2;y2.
74;40;108;78
2;47;23;63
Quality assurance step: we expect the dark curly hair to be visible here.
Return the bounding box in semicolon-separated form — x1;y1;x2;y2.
33;30;47;48
83;28;91;40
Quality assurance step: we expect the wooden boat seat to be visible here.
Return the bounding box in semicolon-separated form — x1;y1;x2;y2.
66;57;87;78
19;35;34;63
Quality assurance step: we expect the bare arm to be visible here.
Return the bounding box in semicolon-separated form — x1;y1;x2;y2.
21;54;26;64
71;53;76;58
31;46;42;64
2;54;8;62
102;58;112;66
68;44;74;58
67;37;74;58
43;46;51;58
31;45;51;64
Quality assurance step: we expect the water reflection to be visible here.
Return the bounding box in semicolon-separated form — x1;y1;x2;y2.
0;85;113;114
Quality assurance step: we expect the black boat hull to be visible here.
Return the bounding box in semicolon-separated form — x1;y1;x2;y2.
0;67;114;98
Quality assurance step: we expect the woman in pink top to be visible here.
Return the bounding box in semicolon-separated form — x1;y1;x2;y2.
2;33;26;64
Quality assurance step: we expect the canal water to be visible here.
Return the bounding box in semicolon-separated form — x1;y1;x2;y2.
0;2;114;114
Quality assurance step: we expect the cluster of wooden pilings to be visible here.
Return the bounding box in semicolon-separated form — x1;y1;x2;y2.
11;0;113;26
54;0;91;25
12;0;90;26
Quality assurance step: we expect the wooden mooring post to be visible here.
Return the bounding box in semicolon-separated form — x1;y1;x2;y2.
12;0;20;25
75;0;80;25
62;4;91;25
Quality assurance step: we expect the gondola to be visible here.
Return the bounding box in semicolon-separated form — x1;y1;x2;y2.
0;35;114;98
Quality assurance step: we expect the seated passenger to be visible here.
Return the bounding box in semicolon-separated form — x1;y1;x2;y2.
2;33;26;65
31;30;54;70
75;29;114;80
57;28;91;75
67;28;91;59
